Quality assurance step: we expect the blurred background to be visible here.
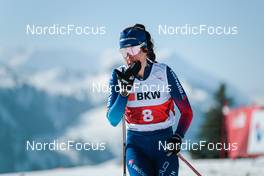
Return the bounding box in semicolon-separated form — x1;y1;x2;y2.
0;0;264;175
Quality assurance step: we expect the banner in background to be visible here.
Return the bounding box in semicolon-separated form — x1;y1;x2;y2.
225;106;264;158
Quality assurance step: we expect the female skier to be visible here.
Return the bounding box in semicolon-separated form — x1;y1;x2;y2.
106;24;193;176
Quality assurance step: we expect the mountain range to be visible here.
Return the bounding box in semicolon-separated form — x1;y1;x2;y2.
0;47;249;173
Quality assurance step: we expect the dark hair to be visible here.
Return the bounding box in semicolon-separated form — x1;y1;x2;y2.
133;24;157;63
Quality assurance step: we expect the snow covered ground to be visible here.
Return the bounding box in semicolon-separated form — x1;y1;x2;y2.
1;157;264;176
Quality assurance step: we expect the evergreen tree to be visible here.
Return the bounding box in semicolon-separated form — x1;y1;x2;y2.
191;83;233;159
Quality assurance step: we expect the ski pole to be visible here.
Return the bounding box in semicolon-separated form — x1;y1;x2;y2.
177;153;202;176
122;118;127;176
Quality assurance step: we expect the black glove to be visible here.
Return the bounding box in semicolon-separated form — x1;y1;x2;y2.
166;133;182;157
114;61;141;96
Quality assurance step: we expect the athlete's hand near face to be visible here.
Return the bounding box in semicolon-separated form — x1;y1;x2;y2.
114;61;141;96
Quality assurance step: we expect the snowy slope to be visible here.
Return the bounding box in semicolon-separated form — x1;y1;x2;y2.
61;106;123;161
25;67;109;104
